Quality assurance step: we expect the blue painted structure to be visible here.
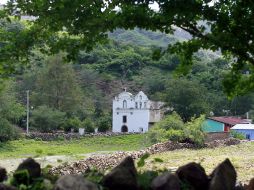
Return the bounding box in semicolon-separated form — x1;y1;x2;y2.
232;129;254;140
203;119;224;132
231;124;254;140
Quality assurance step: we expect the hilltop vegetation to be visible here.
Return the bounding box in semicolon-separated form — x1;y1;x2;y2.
108;28;191;47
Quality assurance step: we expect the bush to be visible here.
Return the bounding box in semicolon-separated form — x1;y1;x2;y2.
165;129;185;142
147;112;205;146
31;106;66;132
147;112;184;144
146;127;167;144
63;117;82;133
0;118;20;142
184;115;206;146
230;130;245;140
97;114;111;132
82;118;95;133
155;112;184;130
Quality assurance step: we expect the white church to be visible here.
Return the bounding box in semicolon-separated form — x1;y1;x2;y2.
112;89;165;133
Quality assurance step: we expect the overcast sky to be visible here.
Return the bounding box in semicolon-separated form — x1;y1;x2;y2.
0;0;7;4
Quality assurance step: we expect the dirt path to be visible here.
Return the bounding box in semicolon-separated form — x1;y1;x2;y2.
0;151;116;173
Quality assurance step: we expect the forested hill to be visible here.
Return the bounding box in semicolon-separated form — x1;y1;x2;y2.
1;18;254;133
108;28;192;47
108;28;219;63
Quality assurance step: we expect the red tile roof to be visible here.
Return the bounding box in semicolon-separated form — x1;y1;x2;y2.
208;117;250;125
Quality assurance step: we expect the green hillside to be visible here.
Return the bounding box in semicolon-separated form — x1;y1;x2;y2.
1;19;254;136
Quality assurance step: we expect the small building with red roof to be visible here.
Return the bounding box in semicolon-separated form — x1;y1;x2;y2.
203;116;251;132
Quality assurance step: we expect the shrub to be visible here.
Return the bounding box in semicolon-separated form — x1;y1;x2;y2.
146;127;167;144
31;106;66;132
184;115;206;146
0;118;20;142
63;117;82;133
97;114;111;132
147;112;205;146
166;129;185;142
82;118;95;133
155;112;184;130
230;130;245;140
147;112;184;144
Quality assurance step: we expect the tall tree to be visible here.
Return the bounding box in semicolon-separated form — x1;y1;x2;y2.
32;55;83;115
165;79;211;121
3;1;254;96
0;80;25;125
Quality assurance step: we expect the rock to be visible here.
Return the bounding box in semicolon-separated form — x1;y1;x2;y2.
209;158;237;190
176;162;209;190
101;156;138;190
16;158;41;179
54;175;98;190
246;178;254;190
151;173;180;190
234;185;245;190
0;167;7;182
224;138;240;146
0;184;17;190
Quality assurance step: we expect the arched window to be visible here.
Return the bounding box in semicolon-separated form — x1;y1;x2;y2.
123;100;127;108
140;102;142;109
140;95;142;100
135;102;138;108
144;102;147;108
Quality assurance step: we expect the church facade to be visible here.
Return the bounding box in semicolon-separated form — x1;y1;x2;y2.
112;89;164;133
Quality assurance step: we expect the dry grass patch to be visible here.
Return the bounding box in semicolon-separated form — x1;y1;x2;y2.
142;141;254;183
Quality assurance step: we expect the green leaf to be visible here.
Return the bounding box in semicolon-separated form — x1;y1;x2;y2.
154;158;163;163
137;153;150;168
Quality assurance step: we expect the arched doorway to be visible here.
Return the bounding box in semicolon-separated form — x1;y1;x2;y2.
121;125;128;132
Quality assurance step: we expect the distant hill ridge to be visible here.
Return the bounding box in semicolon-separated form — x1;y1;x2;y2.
109;27;192;47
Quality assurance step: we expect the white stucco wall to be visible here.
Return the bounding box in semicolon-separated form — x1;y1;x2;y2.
112;109;150;133
112;91;151;133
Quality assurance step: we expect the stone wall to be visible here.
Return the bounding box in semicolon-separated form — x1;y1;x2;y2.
49;138;240;175
25;132;140;141
27;131;232;142
205;132;230;142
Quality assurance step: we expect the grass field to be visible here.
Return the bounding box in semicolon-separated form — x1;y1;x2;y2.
1;135;254;182
0;134;149;159
143;141;254;183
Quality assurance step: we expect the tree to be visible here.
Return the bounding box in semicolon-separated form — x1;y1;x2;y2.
0;118;20;142
3;1;254;96
32;54;83;115
165;79;211;121
97;113;112;132
0;80;25;124
0;18;28;77
30;106;66;132
0;80;24;141
229;95;254;116
82;118;95;133
62;117;82;133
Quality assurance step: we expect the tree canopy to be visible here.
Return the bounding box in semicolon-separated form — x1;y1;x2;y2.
1;0;253;96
